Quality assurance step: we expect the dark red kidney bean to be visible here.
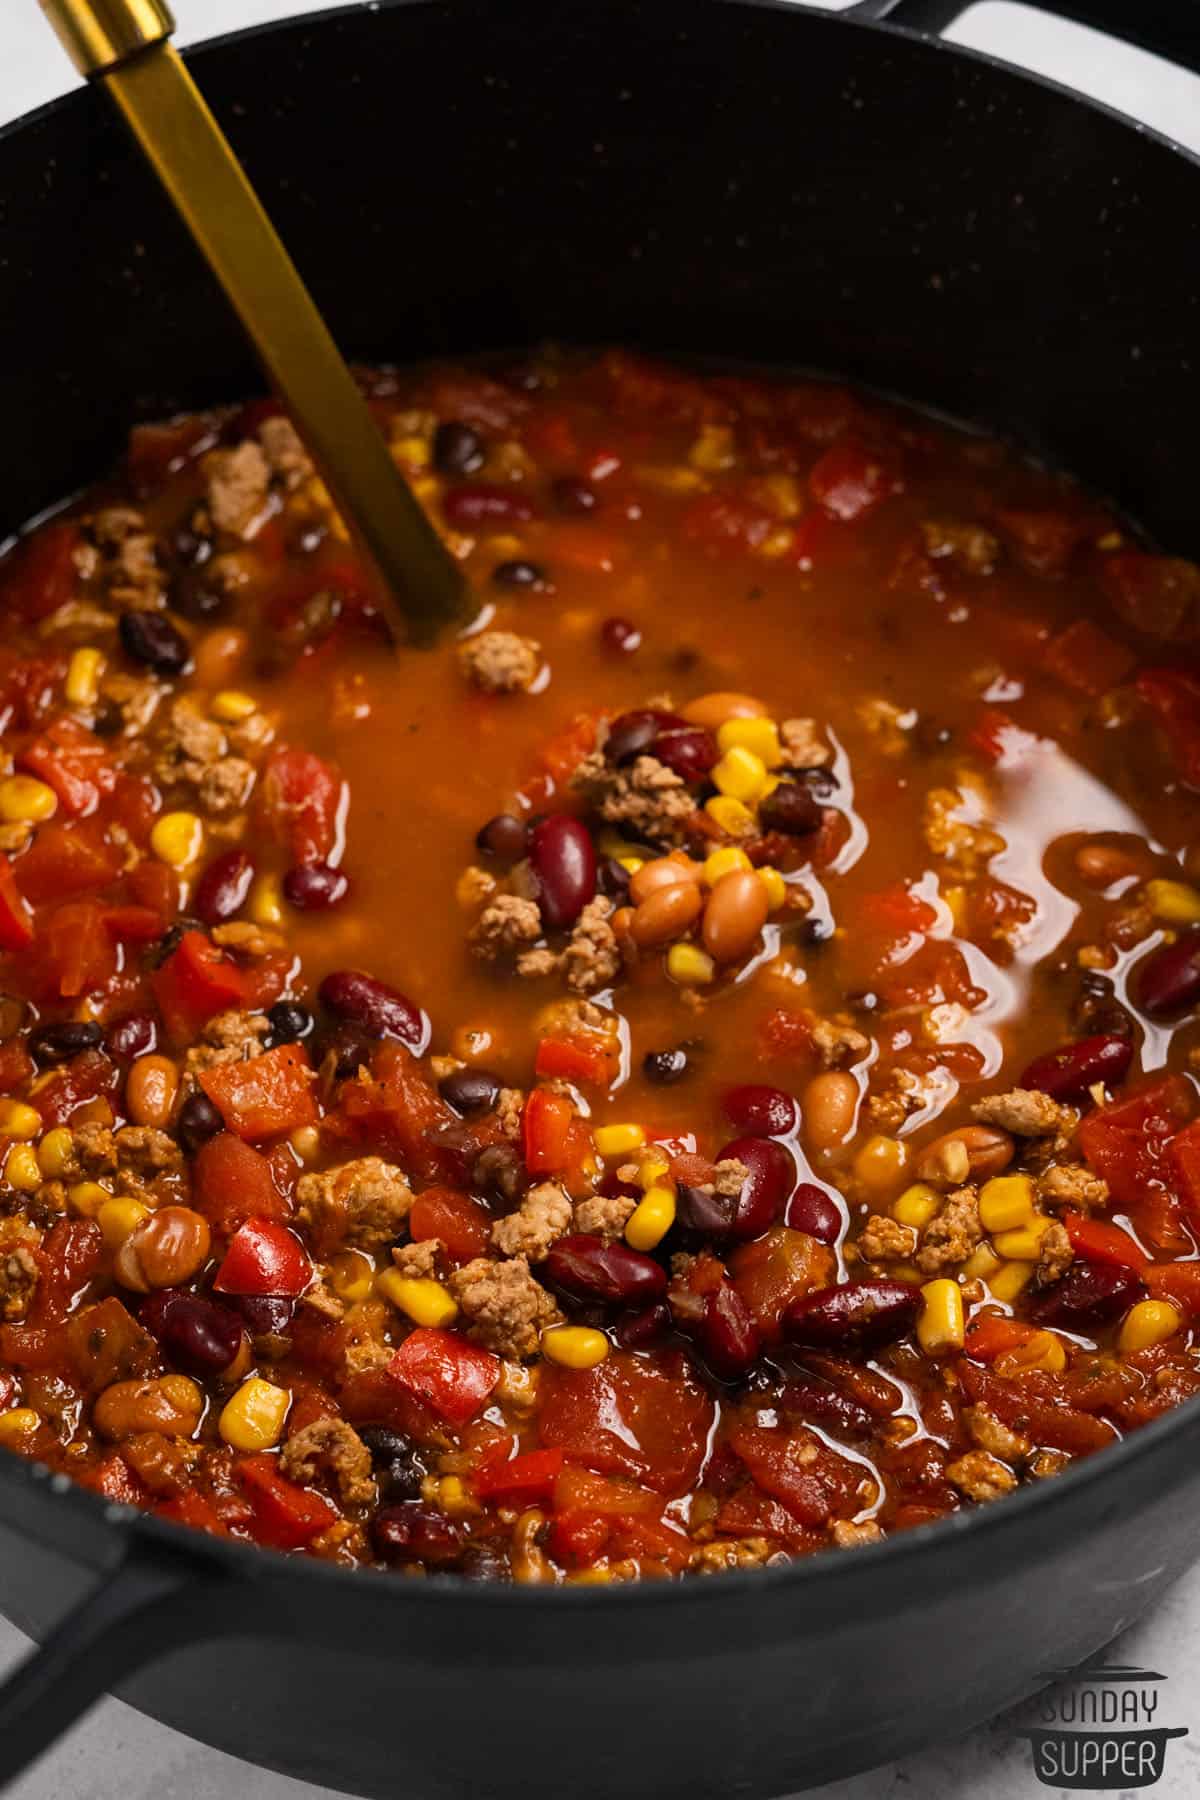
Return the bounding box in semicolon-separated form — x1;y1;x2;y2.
780;1374;875;1438
1026;1260;1145;1331
758;781;824;837
194;848;255;926
783;1183;843;1245
104;1011;157;1061
700;1284;761;1381
784;1281;920;1354
653;725;718;784
612;1301;672;1349
675;1182;736;1239
322;1022;375;1080
718;1136;795;1241
442;484;536;528
438;1066;503;1115
176;1089;224;1155
552;476;599;514
432;420;485;477
1020;1032;1134;1102
544;1234;668;1308
319;971;428;1052
140;1290;245;1377
118;610;190;676
228;1294;295;1339
372;1503;466;1565
475;813;528;862
1137;930;1200;1018
600;617;641;655
284;861;349;911
527;815;596;930
722;1083;798;1138
28;1020;103;1065
492;559;548;590
604;709;685;766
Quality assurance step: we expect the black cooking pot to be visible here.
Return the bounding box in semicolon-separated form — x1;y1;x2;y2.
1;1;1199;1794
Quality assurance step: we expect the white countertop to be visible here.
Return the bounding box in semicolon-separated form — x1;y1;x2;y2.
1;4;1199;1796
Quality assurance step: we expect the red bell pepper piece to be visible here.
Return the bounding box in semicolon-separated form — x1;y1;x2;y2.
1144;1262;1200;1319
522;1087;575;1175
387;1327;500;1426
548;1509;610;1567
0;860;33;952
239;1454;337;1550
14;822;121;906
963;1315;1043;1363
534;1036;612;1086
1061;1212;1150;1273
199;1043;318;1142
18;716;115;817
213;1218;311;1296
474;1447;565;1506
153;930;249;1039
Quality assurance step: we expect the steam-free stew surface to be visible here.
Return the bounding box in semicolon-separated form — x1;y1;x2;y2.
1;349;1200;1575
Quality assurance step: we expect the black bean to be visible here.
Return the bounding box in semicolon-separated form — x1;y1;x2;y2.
432;420;485;477
171;571;225;621
28;1020;103;1065
459;1546;512;1582
172;525;211;569
758;780;823;837
176;1090;225;1155
283;862;349;910
438;1067;503;1116
597;857;631;902
492;560;548;590
473;1142;525;1203
676;1183;736;1240
552;476;599;514
475;813;529;862
118;609;190;675
360;1429;427;1501
266;1001;314;1046
643;1047;689;1085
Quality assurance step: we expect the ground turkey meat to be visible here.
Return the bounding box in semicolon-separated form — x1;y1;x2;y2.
946;1450;1018;1503
491;1183;572;1261
558;896;622;995
964;1404;1030;1465
492;1089;524;1143
205;441;271;537
258;417;314;490
1035;1219;1074;1287
857;1215;917;1263
1036;1164;1109;1212
0;1247;38;1321
712;1158;750;1198
696;1538;775;1571
296;1157;413;1256
89;506;164;609
457;630;540;693
154;698;255;815
572;1192;637;1240
778;718;832;770
211;921;284;958
570;750;697;846
69;1122;119;1180
972;1088;1078;1138
915;1185;982;1275
469;894;543;959
101;671;161;734
391;1239;443;1279
811;1018;871;1069
865;1067;941;1132
183;1009;270;1082
449;1256;561;1359
114;1127;183;1178
920;518;1000;574
923;786;1005;875
280;1418;376;1506
829;1518;884;1548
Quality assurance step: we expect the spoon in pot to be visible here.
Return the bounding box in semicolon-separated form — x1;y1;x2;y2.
38;0;467;647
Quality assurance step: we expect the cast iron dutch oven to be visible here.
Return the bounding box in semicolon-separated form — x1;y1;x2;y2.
0;0;1198;1793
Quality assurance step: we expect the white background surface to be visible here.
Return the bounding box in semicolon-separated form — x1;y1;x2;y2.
1;2;1200;1796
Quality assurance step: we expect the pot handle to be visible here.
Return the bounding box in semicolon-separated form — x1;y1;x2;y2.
848;0;1200;79
0;1536;230;1790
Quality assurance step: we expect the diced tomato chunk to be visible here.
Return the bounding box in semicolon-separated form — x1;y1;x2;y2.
1078;1075;1195;1209
1137;667;1200;788
6;521;80;623
15;823;120;907
522;1087;576;1176
258;746;344;866
387;1328;500;1426
192;1133;292;1239
18;717;115;817
1144;1263;1200;1319
199;1044;317;1141
213;1218;311;1297
538;1351;713;1495
0;861;33;952
239;1453;337;1550
1061;1212;1149;1272
153;931;249;1040
474;1448;565;1506
809;440;898;523
1040;619;1135;697
1104;552;1200;641
408;1187;492;1263
534;1035;613;1086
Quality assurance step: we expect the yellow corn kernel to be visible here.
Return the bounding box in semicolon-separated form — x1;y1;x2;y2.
0;1101;42;1142
0;1409;39;1446
289;1125;320;1163
436;1474;480;1517
150;810;204;869
390;434;432;472
758;867;787;912
756;527;795;560
704;794;755;838
3;1144;41;1193
688;424;736;473
666;942;715;986
1145;879;1200;926
64;647;104;709
892;1183;941;1230
541;1326;610;1369
596;829;637;860
329;1250;374;1304
978;1174;1036;1234
917;1278;965;1353
638;1157;671;1191
37;1128;74;1178
593;1123;645;1157
210;689;258;723
218;1377;291;1451
625;1185;676;1251
1000;1329;1067;1375
377;1271;458;1328
991;1216;1052;1260
616;856;645;875
717;717;782;767
1119;1299;1182;1353
712;745;769;804
248;873;284;927
67;1181;111;1218
97;1196;151;1249
988;1259;1035;1303
962;1243;1004;1281
853;1134;909;1194
941;884;969;933
567;1567;614;1585
889;1263;924;1285
703;846;753;886
0;775;56;825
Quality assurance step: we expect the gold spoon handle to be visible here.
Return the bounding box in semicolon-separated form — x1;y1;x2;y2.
39;0;466;647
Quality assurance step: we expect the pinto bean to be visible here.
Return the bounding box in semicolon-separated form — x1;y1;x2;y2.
628;854;702;905
629;881;703;947
916;1124;1013;1186
114;1207;212;1293
93;1373;203;1440
681;692;767;728
125;1054;180;1129
702;869;769;963
802;1071;859;1151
